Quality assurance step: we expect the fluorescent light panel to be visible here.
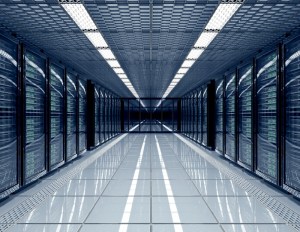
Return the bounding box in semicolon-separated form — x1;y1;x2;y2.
181;60;196;68
186;49;204;60
160;2;242;101
84;32;108;48
61;4;97;30
98;49;115;60
61;2;141;100
194;32;218;48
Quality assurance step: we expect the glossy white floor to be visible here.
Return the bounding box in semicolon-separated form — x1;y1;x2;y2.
0;132;299;232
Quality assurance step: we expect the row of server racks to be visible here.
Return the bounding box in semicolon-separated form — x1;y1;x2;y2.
181;34;300;199
0;34;121;201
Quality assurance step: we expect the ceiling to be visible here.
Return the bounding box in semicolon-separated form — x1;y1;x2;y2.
0;0;300;100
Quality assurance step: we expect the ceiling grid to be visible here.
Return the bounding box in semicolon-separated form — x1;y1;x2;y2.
0;0;299;103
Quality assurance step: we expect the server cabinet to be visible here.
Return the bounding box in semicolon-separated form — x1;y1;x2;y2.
187;95;191;138
100;89;105;143
182;97;185;134
78;79;86;154
197;89;202;143
66;72;77;160
189;95;193;138
255;50;279;184
215;78;224;154
225;72;236;161
207;80;216;149
283;37;300;197
112;95;116;136
86;80;96;150
237;63;253;170
48;63;64;170
184;97;188;135
202;87;208;146
23;49;47;184
0;36;19;197
192;91;197;141
95;87;100;145
105;92;109;140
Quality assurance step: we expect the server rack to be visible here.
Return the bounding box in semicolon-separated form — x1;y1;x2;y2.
78;78;87;154
95;86;100;146
225;72;237;162
192;91;197;141
197;89;202;143
255;49;280;184
283;36;300;197
100;89;105;143
22;48;47;184
0;35;20;198
237;63;254;170
66;72;77;160
202;86;208;146
215;78;224;155
190;93;194;138
48;62;65;171
181;97;185;134
105;92;109;140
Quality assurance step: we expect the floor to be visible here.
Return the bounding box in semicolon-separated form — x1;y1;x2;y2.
0;132;299;232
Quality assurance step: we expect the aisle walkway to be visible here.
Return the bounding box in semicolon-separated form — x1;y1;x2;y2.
0;133;299;232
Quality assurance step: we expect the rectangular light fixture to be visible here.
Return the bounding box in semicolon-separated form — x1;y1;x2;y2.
186;49;204;60
194;32;218;48
84;32;108;48
106;60;121;68
113;67;124;73
61;4;97;30
60;1;142;101
158;2;242;107
177;67;189;74
205;4;241;30
182;60;196;68
119;74;128;79
174;74;184;79
98;49;116;60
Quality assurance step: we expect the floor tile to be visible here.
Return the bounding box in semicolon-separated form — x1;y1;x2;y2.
187;168;230;180
53;179;109;196
193;179;250;196
86;197;150;223
152;169;191;180
152;197;217;223
152;161;183;169
113;168;150;180
18;196;98;223
152;180;199;196
72;168;116;180
152;224;223;232
102;180;150;196
221;224;297;232
6;224;80;232
204;196;286;223
80;224;150;232
121;161;151;169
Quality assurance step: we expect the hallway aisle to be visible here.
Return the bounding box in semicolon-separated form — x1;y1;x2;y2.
0;133;299;232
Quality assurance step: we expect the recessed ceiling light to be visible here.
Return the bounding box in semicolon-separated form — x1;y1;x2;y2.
194;32;218;48
98;49;115;60
182;60;196;68
177;67;189;74
186;49;204;60
84;32;108;48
